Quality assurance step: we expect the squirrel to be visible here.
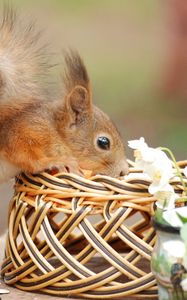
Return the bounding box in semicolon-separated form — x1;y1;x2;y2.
0;8;128;183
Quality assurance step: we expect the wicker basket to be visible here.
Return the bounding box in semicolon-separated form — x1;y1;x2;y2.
1;160;186;298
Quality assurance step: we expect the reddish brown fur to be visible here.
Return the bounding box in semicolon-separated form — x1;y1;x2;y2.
0;99;77;173
0;9;128;182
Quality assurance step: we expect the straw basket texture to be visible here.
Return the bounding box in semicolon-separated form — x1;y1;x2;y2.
1;160;186;299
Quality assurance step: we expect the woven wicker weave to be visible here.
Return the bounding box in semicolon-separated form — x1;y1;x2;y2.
1;160;187;299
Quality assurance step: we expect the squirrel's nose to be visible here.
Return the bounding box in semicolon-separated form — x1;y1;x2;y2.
119;160;129;176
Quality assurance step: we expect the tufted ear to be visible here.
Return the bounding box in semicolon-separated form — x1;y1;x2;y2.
65;85;92;124
63;50;92;125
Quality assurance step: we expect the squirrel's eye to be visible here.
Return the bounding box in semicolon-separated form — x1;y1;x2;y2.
97;136;110;150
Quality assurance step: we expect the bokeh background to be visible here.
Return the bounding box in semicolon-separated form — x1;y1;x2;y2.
0;0;187;241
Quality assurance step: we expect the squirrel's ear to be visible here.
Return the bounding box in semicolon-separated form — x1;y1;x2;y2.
65;85;92;124
63;50;92;124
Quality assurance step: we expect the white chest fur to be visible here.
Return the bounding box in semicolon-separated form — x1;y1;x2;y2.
0;159;20;183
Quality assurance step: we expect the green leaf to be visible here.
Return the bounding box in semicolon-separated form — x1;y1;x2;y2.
154;208;169;225
177;212;187;224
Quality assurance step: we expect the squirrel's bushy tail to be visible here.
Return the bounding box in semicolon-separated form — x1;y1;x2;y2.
0;8;51;99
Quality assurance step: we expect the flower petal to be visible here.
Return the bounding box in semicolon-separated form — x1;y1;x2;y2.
176;207;187;219
154;185;176;210
163;208;184;227
128;137;147;150
149;183;174;195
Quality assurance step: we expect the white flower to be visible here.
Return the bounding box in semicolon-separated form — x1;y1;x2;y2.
184;166;187;177
145;151;173;190
163;207;187;227
177;208;187;222
128;137;156;164
163;240;186;258
128;137;174;196
155;185;177;210
128;137;147;150
181;278;187;292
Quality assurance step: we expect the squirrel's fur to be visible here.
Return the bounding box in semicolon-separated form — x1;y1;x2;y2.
0;8;128;182
0;8;50;99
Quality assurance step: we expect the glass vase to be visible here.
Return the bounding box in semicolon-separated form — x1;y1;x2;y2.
151;219;187;300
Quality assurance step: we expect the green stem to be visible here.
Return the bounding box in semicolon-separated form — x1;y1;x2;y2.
160;147;187;196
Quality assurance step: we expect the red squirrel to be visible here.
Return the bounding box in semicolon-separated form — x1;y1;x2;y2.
0;9;128;183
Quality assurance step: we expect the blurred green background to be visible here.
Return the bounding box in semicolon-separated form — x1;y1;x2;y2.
4;0;187;159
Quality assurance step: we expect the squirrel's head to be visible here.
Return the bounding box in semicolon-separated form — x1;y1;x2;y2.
57;51;128;177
